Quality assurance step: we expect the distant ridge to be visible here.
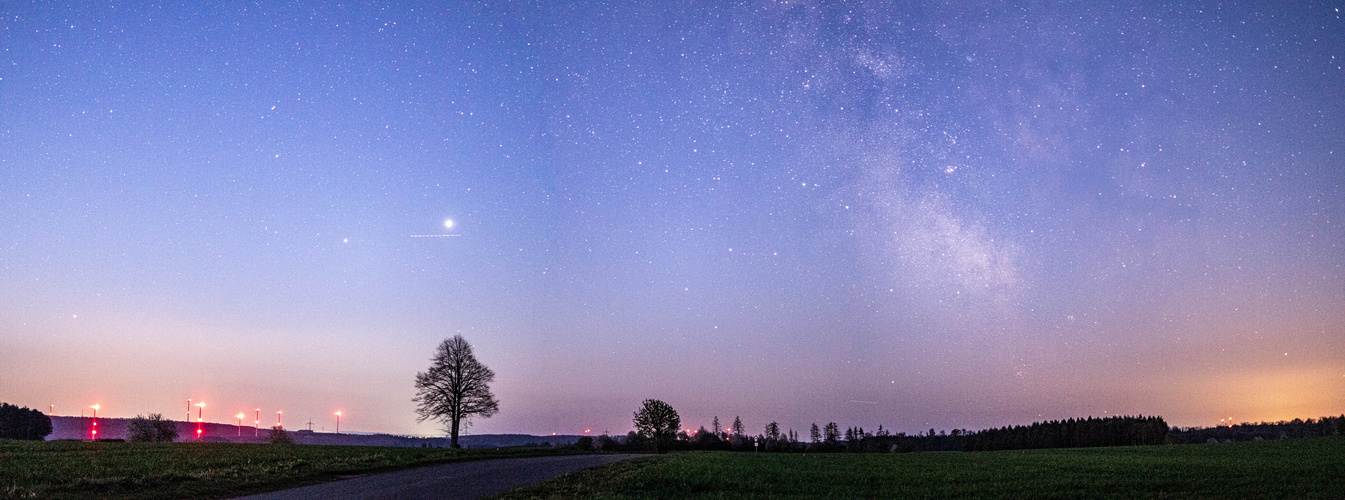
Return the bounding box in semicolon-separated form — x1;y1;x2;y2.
46;416;585;448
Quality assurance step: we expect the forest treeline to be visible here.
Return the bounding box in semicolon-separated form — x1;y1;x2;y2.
580;414;1344;454
0;403;53;440
1170;415;1345;444
577;415;1171;453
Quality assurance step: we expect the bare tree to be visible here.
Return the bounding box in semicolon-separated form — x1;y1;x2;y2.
413;335;500;448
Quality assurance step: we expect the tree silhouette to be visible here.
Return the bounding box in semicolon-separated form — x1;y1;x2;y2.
413;335;500;448
824;422;841;443
765;421;781;442
0;403;51;440
127;413;178;442
810;422;821;443
633;399;680;453
268;425;294;444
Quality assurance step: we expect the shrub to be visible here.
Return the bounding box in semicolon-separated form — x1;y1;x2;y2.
595;434;619;451
573;435;594;451
127;413;179;442
269;425;294;444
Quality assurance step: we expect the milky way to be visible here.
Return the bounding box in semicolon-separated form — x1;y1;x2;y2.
1;2;1341;436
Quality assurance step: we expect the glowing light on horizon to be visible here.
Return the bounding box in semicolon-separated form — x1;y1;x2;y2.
195;402;205;439
90;404;99;440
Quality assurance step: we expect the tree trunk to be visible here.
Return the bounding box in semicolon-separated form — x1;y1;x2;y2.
451;416;461;448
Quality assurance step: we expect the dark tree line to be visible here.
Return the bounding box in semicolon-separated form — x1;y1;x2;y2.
1170;415;1344;444
0;403;53;440
588;414;1177;454
959;415;1169;451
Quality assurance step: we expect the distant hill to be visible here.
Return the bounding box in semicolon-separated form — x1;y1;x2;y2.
47;416;585;448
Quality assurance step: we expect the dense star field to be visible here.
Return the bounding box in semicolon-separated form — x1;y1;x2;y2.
1;2;1341;437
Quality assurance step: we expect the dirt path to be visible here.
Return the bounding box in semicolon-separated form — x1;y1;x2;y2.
232;454;643;500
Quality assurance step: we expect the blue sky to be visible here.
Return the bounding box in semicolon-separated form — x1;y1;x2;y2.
2;2;1342;436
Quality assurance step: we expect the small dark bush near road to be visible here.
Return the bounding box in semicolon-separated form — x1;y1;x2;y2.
572;435;593;451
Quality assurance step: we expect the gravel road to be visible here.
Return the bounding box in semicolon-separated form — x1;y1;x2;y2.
232;454;643;500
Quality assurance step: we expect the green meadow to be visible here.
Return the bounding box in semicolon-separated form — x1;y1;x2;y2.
498;437;1345;499
0;440;572;500
5;438;1342;499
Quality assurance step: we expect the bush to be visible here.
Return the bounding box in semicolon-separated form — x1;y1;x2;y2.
127;413;179;442
0;403;53;440
595;434;619;451
573;435;594;451
269;425;294;444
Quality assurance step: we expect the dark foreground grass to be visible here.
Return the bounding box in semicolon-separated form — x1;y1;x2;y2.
0;440;578;499
497;437;1345;499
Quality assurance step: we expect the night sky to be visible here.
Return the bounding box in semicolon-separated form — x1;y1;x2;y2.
2;2;1342;437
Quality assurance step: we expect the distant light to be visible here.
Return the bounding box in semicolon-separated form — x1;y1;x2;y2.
444;219;455;229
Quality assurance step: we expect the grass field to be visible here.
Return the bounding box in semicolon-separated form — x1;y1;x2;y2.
0;440;576;499
497;437;1345;499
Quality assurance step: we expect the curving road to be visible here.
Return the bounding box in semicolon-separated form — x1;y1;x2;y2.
232;454;643;500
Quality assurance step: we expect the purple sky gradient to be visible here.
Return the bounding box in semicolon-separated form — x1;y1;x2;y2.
2;2;1342;437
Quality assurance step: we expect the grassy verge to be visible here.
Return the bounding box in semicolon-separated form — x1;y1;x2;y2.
0;440;581;499
497;437;1345;499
